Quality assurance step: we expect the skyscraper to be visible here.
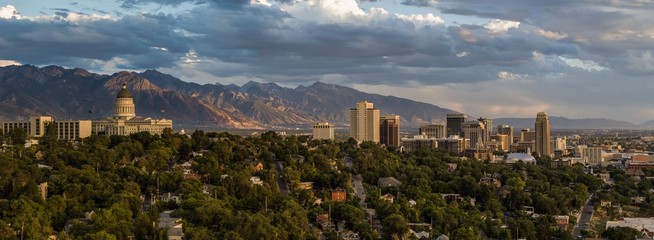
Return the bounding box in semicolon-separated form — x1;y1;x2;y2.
380;115;400;147
478;117;493;138
462;120;487;149
497;125;514;144
535;112;551;156
446;114;467;137
349;101;380;143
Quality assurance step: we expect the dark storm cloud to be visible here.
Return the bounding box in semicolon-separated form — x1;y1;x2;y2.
163;4;576;86
0;0;622;87
0;13;188;69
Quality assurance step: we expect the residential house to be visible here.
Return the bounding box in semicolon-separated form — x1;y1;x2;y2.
331;188;346;202
378;177;402;188
380;193;395;203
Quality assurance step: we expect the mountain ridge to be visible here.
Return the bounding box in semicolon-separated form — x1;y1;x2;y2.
0;65;458;129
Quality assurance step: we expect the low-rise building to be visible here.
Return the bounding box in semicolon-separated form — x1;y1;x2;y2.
437;136;469;154
331;188;346;202
401;135;438;153
378;177;402;188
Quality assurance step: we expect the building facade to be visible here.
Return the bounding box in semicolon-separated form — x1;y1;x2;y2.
462;120;487;149
477;117;493;137
437;135;470;154
535;112;552;156
446;114;467;137
312;122;335;140
1;116;53;138
92;84;173;136
380;115;400;147
349;101;380;143
419;124;445;139
54;120;92;140
496;125;514;144
401;135;438;153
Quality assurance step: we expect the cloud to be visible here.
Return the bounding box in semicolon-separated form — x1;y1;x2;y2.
0;5;21;19
5;0;654;122
401;0;438;7
0;60;20;67
535;29;567;40
484;19;520;33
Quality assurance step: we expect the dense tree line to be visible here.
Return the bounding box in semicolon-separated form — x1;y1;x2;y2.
0;129;639;239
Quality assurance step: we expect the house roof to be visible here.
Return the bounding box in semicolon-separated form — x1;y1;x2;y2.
378;177;402;187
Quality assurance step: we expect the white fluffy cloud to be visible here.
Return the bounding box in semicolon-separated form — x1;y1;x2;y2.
0;5;21;19
484;19;520;33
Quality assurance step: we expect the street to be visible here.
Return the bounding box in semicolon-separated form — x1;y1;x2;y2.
274;161;289;195
572;196;594;238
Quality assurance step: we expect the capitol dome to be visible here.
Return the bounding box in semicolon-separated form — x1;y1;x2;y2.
116;84;133;98
113;83;136;120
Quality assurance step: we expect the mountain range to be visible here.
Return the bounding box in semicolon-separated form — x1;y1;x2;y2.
1;65;652;130
0;65;456;129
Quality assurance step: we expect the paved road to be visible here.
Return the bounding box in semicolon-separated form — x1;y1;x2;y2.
573;205;593;237
352;174;367;208
274;161;289;195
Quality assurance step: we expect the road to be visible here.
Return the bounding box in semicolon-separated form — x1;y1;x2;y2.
352;174;367;208
274;161;289;195
572;195;594;238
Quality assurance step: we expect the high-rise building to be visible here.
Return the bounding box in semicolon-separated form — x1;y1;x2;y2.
462;120;487;149
497;125;514;144
419;124;445;139
478;117;493;137
535;112;552;157
380;115;400;147
349;101;380;143
490;134;510;152
446;114;467;137
312;122;334;140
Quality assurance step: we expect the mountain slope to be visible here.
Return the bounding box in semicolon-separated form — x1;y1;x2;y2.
0;65;261;128
139;70;458;126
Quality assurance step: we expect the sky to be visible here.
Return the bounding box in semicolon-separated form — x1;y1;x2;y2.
1;0;654;123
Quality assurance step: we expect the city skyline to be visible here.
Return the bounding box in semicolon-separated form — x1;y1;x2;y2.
2;1;654;122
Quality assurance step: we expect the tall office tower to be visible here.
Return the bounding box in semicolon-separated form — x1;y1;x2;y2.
419;124;445;139
478;117;493;137
462;120;487;149
313;122;335;140
349;101;380;143
497;125;514;144
535;112;552;157
446;114;467;137
380;115;400;147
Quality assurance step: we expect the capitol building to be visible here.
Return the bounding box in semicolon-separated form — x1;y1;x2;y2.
1;84;173;140
92;84;173;136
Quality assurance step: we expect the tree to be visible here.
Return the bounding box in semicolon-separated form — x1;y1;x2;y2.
381;214;408;239
9;128;26;146
602;227;640;240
